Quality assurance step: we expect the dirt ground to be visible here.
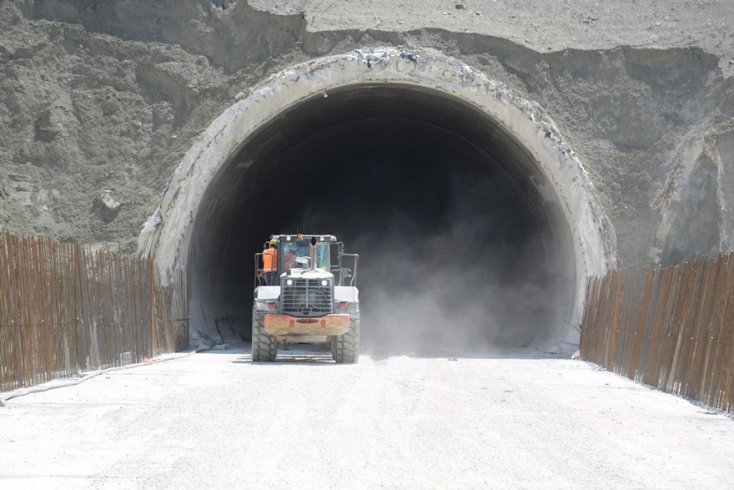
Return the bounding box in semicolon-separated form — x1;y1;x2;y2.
1;346;733;488
253;0;734;68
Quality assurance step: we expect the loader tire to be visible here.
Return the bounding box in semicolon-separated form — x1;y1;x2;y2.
251;310;277;362
330;335;337;358
332;316;359;364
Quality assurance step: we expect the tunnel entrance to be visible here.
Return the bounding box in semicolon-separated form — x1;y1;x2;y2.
193;84;574;354
144;49;615;356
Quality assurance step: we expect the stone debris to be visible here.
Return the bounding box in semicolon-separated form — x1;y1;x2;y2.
92;190;122;223
355;48;393;68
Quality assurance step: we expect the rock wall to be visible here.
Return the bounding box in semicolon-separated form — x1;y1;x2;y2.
1;0;732;265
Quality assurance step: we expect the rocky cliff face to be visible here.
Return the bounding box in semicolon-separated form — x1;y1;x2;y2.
1;0;732;264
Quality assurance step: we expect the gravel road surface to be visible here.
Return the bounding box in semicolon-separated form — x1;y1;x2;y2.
2;346;733;489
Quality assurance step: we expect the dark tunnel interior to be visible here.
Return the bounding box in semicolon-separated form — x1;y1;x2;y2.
188;84;577;356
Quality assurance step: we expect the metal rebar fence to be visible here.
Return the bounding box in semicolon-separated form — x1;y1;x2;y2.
580;252;734;413
0;232;188;392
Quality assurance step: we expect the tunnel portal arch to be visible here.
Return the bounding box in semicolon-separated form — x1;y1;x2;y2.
141;48;616;354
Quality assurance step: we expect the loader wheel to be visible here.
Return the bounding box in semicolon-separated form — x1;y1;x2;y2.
251;310;277;362
332;316;359;364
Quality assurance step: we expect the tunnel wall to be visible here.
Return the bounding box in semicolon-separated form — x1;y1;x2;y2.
139;48;617;349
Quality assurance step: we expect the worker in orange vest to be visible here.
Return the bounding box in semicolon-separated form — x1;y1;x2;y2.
262;239;278;285
257;241;268;285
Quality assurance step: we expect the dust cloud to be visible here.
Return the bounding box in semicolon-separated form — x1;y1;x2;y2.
284;144;564;357
350;182;557;357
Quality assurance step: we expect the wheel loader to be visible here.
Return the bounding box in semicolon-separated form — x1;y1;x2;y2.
251;234;360;363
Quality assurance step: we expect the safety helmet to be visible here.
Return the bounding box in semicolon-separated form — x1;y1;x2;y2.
269;238;278;247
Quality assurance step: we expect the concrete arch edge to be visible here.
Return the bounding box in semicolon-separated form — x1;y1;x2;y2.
138;47;617;345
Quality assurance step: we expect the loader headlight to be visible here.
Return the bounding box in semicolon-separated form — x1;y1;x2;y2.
286;279;293;286
321;279;329;287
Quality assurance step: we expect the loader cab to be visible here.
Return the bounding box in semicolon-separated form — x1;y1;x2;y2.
254;234;359;289
278;235;331;275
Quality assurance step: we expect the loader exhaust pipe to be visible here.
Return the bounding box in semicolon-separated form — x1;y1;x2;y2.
309;237;318;271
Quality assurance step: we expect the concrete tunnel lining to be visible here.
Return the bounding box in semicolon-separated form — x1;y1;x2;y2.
139;48;616;354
